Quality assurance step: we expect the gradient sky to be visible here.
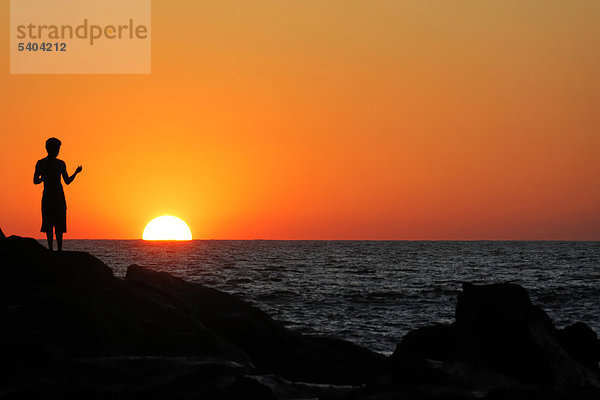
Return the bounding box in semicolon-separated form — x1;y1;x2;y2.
1;1;599;239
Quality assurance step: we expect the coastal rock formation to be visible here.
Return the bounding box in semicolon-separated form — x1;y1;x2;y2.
0;236;382;399
1;235;599;399
123;264;383;384
341;283;600;399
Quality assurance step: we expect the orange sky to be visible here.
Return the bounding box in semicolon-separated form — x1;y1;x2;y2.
1;1;599;240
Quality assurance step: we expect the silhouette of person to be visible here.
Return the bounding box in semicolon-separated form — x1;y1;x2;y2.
34;138;82;251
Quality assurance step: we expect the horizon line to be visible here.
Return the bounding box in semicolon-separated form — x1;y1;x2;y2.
26;237;600;242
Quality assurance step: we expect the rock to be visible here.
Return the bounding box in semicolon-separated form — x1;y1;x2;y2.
1;238;244;361
348;282;600;399
454;282;599;386
4;235;599;400
62;357;278;400
249;374;356;400
557;322;600;370
125;264;385;385
0;226;5;239
0;236;382;399
392;323;460;363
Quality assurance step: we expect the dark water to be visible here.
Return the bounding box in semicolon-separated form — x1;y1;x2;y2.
59;240;600;354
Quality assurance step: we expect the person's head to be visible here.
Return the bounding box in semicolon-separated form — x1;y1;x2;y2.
45;137;61;158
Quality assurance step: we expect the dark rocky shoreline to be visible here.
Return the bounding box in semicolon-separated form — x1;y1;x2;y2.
1;235;599;399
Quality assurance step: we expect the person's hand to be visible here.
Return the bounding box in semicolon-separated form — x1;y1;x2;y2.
76;165;83;174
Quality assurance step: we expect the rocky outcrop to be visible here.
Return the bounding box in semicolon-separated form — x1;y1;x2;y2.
342;282;600;399
0;236;382;399
2;236;599;400
123;264;383;384
557;322;600;370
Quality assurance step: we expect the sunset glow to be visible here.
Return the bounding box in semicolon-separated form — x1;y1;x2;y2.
1;1;599;240
142;216;192;241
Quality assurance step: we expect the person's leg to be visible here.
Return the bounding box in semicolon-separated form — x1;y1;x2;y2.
46;230;54;251
56;232;63;252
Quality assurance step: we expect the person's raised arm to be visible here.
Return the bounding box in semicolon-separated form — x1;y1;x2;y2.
33;162;43;184
62;162;83;185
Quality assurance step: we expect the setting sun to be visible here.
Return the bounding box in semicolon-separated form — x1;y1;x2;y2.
142;216;192;241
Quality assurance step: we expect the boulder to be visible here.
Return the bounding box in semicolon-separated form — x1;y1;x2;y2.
1;237;244;360
5;235;599;400
354;282;600;399
557;322;600;370
0;236;382;399
454;282;599;386
125;264;385;384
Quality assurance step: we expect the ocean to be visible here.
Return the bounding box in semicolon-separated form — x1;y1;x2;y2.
58;240;600;355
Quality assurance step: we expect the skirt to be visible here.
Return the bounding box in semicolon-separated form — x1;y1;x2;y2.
41;190;67;233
